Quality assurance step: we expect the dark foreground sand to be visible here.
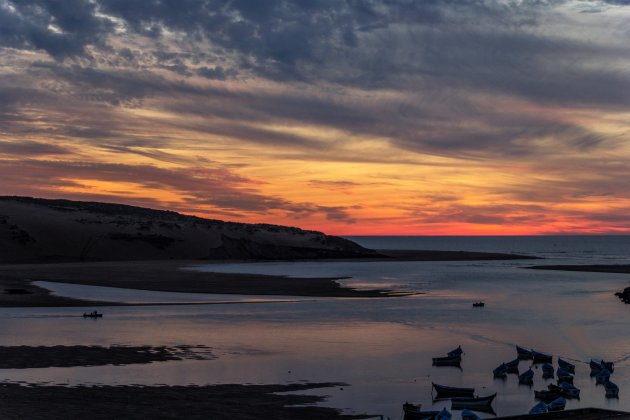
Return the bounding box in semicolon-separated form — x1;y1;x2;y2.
0;345;213;369
0;382;370;420
0;250;535;307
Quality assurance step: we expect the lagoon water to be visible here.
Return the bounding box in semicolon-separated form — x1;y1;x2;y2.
2;236;630;418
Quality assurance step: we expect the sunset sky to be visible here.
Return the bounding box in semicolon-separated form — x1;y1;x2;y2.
1;0;629;235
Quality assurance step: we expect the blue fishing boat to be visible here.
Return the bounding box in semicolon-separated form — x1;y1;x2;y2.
447;345;463;358
516;345;533;360
596;368;611;384
542;363;554;379
493;363;508;378
547;396;566;412
605;381;619;398
518;368;534;385
505;358;520;373
532;350;553;363
461;409;481;420
529;401;547;414
558;358;575;374
432;355;461;367
556;368;573;384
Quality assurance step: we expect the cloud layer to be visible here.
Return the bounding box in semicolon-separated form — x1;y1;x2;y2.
0;0;629;234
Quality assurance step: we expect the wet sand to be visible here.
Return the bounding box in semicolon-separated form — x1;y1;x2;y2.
0;345;213;369
0;382;371;420
0;250;535;307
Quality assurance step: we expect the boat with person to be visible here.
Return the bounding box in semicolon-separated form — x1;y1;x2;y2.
518;368;534;385
450;393;496;412
558;358;575;374
605;381;620;398
532;349;553;363
516;345;533;360
83;310;103;318
432;383;475;398
432;355;461;367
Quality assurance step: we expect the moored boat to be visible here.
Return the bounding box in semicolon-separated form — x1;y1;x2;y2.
596;368;611;384
451;393;496;412
83;311;103;318
436;407;452;420
529;401;548;414
549;382;580;399
605;381;620;398
505;358;520;373
433;355;461;367
601;360;614;373
472;302;484;307
403;402;438;420
535;389;560;402
546;396;566;412
461;409;481;420
432;383;475;398
518;368;534;385
532;350;553;363
556;368;573;384
590;359;603;375
558;358;575;374
447;345;463;358
542;363;554;379
493;363;508;378
516;345;533;360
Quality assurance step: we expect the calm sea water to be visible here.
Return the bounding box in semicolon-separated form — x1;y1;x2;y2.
2;236;630;418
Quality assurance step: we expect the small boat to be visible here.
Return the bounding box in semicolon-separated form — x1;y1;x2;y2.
505;358;520;373
556;368;573;384
596;368;611;384
516;345;533;360
493;363;508;378
472;302;484;307
532;350;553;363
601;360;615;373
605;381;620;398
542;363;554;379
546;396;566;412
518;368;534;385
451;393;496;411
590;359;603;375
432;383;475;398
447;346;463;358
558;358;575;374
436;407;452;420
535;389;560;402
403;403;438;420
549;382;580;399
83;311;103;318
460;409;481;420
529;401;548;414
433;355;461;367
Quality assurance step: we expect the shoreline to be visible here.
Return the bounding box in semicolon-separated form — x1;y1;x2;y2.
0;249;536;308
526;264;630;275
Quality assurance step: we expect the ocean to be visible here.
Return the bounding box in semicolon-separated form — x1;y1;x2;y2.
2;236;630;418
